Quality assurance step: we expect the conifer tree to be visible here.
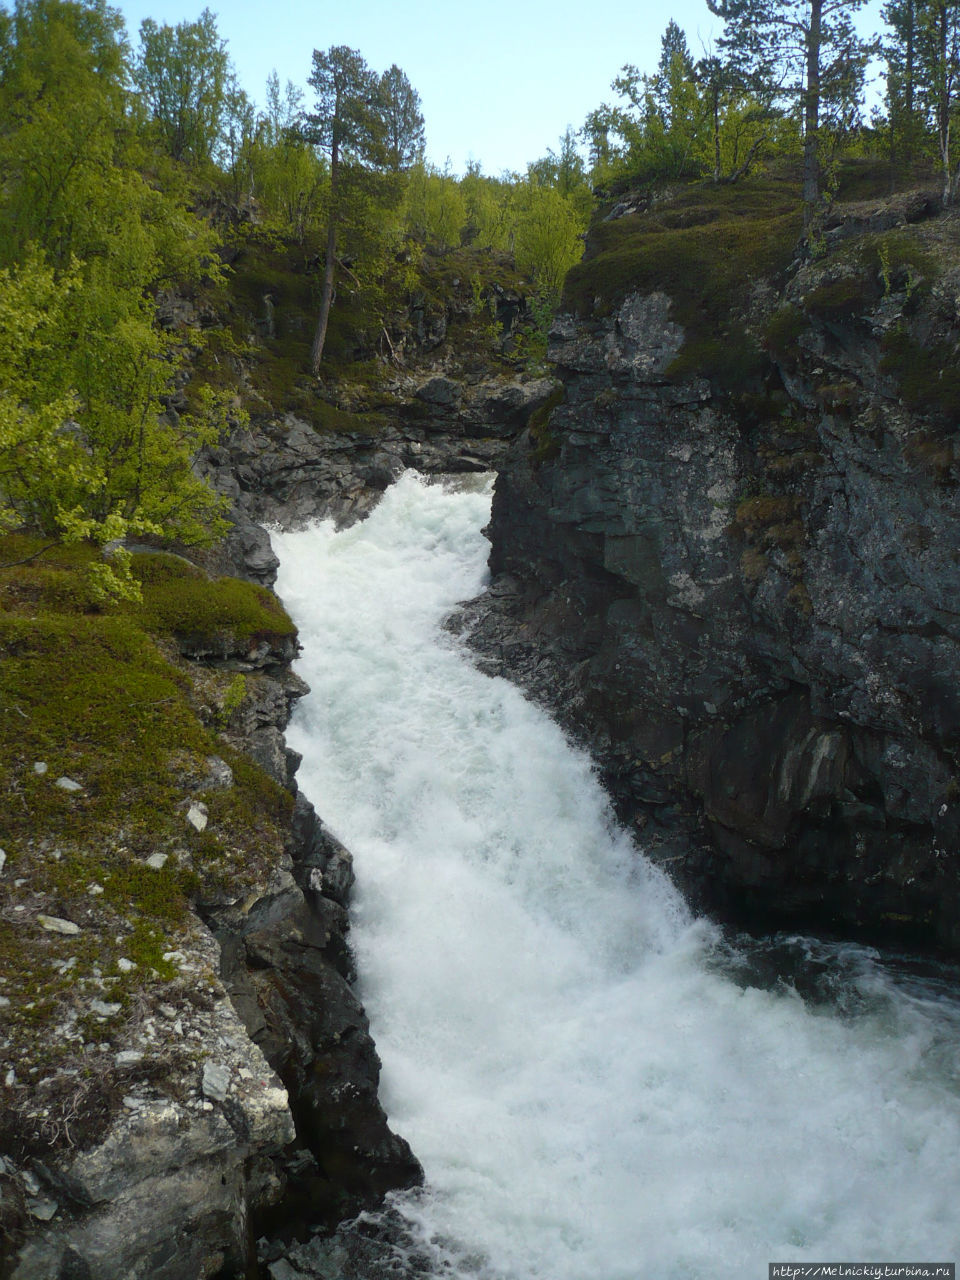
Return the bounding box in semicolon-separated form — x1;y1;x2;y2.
707;0;872;223
304;45;384;372
379;64;425;172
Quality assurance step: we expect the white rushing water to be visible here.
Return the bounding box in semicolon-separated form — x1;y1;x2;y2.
273;472;960;1280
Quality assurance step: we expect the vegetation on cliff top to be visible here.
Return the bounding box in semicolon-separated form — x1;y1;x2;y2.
0;536;295;1158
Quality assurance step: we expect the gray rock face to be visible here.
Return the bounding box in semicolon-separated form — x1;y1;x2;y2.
198;374;559;585
473;251;960;949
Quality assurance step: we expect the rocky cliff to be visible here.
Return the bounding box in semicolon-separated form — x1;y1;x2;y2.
1;564;419;1279
469;178;960;951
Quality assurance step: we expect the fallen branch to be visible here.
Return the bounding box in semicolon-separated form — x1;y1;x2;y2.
0;541;60;571
379;325;403;367
716;135;768;186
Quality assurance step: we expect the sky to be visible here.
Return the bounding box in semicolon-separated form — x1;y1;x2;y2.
111;0;887;177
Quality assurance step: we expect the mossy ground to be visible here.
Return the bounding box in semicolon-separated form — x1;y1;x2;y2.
562;171;803;395
0;538;294;1158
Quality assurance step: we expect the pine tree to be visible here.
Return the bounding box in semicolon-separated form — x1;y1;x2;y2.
304;45;384;372
379;64;425;172
707;0;872;223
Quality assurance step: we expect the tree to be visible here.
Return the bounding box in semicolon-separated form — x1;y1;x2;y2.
653;20;696;127
133;8;232;167
303;45;385;372
402;162;466;248
883;0;924;165
511;177;588;298
0;0;230;597
921;0;960;201
880;0;960;199
379;63;425;171
707;0;873;224
244;73;327;241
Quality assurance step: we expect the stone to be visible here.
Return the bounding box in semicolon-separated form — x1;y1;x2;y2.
55;776;82;792
0;848;5;876
115;1051;143;1068
186;801;208;833
267;1260;310;1280
38;915;81;936
26;1198;58;1222
90;999;121;1017
145;853;167;870
117;958;136;973
33;761;48;775
204;756;234;790
476;200;960;950
201;1061;232;1102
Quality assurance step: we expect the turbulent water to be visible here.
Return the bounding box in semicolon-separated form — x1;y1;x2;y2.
273;472;960;1280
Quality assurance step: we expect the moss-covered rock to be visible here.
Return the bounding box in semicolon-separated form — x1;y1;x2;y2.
0;537;296;1161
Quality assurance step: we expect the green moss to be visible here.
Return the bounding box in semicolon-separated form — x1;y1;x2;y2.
562;176;801;398
803;274;876;321
564;176;801;320
732;494;806;549
763;305;806;365
129;553;296;641
880;330;960;421
861;230;939;298
666;323;766;390
528;384;565;462
0;534;296;1088
313;400;386;434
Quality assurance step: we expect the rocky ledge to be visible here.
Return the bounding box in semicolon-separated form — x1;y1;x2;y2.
2;589;419;1279
466;194;960;951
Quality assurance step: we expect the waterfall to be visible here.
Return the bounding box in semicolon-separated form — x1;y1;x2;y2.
272;472;960;1280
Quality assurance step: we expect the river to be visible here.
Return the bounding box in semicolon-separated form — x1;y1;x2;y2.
272;471;960;1280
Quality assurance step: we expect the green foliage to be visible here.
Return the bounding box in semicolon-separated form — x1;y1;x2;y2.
0;252;229;598
0;1;231;596
403;163;467;249
584;19;787;190
511;179;588;299
133;7;234;168
245;76;329;242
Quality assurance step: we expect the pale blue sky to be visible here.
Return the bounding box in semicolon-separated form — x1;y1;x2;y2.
112;0;886;176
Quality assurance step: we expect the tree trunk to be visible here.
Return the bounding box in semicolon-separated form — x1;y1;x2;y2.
802;0;823;228
310;139;340;374
905;0;915;165
713;86;722;182
935;5;952;205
